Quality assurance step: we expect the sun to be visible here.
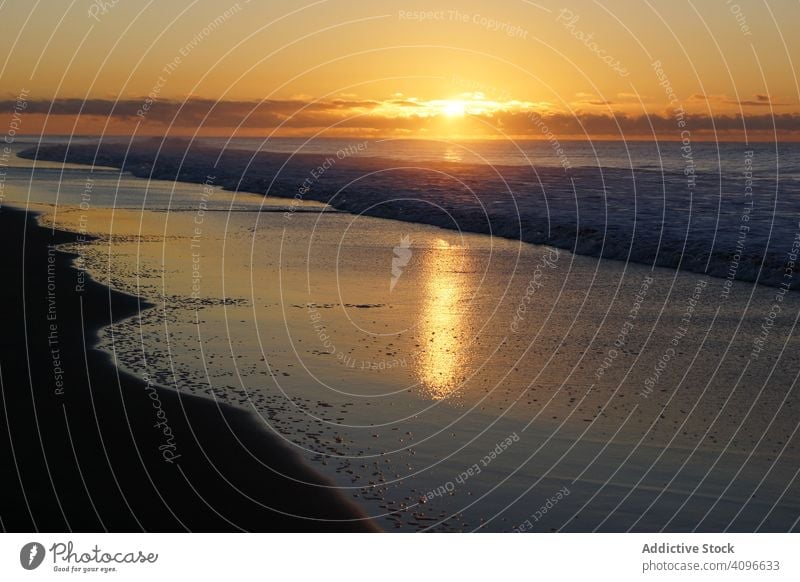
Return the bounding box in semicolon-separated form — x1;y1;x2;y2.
442;100;466;117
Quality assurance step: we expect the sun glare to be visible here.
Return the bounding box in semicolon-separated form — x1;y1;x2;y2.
442;100;466;117
370;93;533;130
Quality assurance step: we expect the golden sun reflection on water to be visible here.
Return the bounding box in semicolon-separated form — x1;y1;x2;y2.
416;243;471;400
442;146;464;164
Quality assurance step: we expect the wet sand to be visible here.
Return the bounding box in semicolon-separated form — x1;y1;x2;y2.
0;206;378;532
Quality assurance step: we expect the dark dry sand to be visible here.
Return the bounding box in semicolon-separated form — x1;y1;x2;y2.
0;207;378;532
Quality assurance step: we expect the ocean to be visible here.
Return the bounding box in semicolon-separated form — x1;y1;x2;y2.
18;135;800;289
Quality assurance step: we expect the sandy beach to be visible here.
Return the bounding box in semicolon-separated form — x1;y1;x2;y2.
0;206;378;532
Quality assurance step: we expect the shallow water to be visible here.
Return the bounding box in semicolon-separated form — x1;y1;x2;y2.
5;144;800;531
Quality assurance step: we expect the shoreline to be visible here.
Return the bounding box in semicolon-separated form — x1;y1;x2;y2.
18;139;800;291
0;206;378;532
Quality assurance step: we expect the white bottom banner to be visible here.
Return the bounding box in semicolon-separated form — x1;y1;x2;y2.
1;533;797;581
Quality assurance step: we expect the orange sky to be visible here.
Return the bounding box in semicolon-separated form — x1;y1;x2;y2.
1;0;799;140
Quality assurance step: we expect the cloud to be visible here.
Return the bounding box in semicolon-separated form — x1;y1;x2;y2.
738;93;773;106
616;92;649;102
687;92;788;108
3;96;800;137
575;100;615;106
